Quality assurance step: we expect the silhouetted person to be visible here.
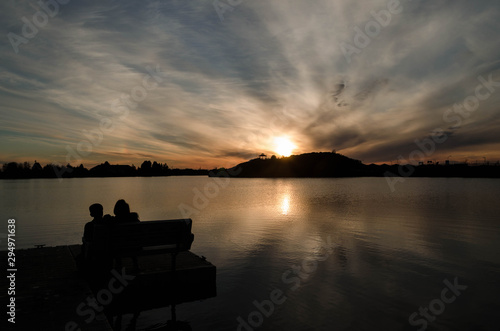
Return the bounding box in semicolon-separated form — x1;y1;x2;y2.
83;203;103;243
83;203;113;242
80;203;113;284
83;203;111;258
113;199;140;223
113;199;140;271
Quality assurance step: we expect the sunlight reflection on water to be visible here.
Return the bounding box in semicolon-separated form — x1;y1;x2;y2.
281;195;290;215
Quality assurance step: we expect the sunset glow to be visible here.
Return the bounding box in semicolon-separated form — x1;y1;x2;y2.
274;137;295;157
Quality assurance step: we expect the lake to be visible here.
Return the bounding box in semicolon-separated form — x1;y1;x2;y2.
1;176;499;330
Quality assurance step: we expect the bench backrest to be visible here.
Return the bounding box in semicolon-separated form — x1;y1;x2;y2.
92;219;194;254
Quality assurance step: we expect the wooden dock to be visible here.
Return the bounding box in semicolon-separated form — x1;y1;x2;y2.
1;245;216;330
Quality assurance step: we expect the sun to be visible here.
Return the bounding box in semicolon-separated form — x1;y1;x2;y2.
274;137;295;157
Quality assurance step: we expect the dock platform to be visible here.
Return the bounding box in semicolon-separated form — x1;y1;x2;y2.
1;245;216;330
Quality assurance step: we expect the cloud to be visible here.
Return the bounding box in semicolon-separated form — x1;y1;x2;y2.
1;0;500;168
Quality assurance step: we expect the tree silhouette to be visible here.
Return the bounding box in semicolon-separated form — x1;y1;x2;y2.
140;160;152;176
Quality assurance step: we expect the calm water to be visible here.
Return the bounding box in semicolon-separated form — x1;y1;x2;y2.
1;177;500;330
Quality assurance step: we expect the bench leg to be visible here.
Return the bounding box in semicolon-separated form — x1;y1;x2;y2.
171;253;178;272
171;304;177;322
132;256;139;272
115;257;123;270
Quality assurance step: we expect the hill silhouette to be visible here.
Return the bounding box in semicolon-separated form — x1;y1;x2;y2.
211;152;366;178
209;152;500;178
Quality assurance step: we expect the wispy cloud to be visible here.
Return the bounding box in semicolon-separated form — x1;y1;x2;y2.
1;0;499;168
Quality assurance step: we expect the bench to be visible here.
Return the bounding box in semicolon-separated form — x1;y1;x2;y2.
83;218;194;271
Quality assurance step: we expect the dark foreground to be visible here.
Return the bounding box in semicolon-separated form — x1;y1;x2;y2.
0;246;216;330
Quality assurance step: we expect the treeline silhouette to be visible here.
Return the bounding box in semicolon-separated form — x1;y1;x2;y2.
0;160;208;179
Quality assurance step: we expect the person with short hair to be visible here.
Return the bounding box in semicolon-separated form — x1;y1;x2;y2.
80;203;113;281
83;203;104;243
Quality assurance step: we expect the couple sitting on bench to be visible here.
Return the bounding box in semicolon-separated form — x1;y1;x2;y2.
81;200;194;274
84;199;139;232
82;199;140;270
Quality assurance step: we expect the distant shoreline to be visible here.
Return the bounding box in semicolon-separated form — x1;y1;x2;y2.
3;152;500;180
0;160;208;179
0;174;209;180
3;173;500;180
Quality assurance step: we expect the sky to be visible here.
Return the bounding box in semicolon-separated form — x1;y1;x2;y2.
1;0;500;169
